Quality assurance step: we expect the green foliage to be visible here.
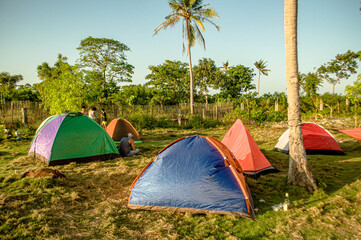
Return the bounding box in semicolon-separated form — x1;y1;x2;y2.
266;111;287;122
185;115;219;129
77;36;134;103
128;112;158;130
0;72;25;101
146;60;189;105
215;64;256;99
299;72;323;97
193;58;219;99
250;109;267;123
317;50;360;93
36;54;85;114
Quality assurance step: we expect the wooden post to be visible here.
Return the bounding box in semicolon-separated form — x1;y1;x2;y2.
202;108;206;119
337;101;340;114
275;98;279;111
178;107;181;126
215;105;218;120
21;108;28;126
241;102;244;110
320;99;324;111
346;98;349;112
11;102;14;124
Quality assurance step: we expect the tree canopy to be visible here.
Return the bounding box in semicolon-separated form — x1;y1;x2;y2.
215;64;256;99
36;54;85;114
145;60;189;105
317;50;360;94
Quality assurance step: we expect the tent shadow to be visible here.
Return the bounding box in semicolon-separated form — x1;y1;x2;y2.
247;142;361;216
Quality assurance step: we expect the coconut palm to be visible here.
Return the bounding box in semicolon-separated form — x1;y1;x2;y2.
154;0;220;114
254;59;270;97
284;0;317;191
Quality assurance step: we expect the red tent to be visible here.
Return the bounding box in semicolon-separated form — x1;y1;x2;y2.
339;128;361;141
274;123;344;155
222;119;278;178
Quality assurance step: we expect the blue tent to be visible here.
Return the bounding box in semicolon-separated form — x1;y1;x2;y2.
128;135;255;219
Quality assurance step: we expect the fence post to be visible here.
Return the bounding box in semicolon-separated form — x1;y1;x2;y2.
275;98;279;111
21;108;28;126
346;98;349;112
320;99;324;111
337;101;340;114
215;105;218;120
241;102;244;110
202;108;206;119
11;102;14;124
178;107;181;126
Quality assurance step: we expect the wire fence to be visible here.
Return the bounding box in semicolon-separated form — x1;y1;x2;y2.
0;101;235;127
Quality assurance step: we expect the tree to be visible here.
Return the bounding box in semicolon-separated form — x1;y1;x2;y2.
299;72;323;97
116;84;154;106
154;0;220;114
0;72;23;101
345;74;361;126
254;59;270;97
284;0;317;191
37;54;85;114
222;61;229;76
215;64;255;99
193;58;219;105
77;36;134;102
317;50;360;94
145;60;189;106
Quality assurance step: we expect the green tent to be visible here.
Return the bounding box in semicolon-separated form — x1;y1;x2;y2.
28;113;120;166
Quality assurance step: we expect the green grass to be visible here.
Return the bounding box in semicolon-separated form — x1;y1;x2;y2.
0;124;360;239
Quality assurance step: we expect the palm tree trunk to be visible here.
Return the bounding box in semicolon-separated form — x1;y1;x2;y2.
332;83;335;94
188;36;194;115
257;70;261;98
284;0;317;192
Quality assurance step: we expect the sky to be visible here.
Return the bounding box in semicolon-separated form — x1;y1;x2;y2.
0;0;360;96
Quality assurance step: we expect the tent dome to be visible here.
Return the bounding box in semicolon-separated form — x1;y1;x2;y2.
106;118;140;141
28;113;119;166
128;135;255;219
274;123;344;155
222;119;278;178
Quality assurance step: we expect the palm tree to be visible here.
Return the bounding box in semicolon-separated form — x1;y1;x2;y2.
284;0;317;191
154;0;220;114
222;61;229;76
254;59;270;97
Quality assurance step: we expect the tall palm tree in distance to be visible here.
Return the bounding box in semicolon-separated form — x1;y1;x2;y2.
154;0;220;114
254;59;270;97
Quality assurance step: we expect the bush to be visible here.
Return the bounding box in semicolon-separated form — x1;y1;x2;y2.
266;111;287;122
184;115;219;129
128;113;158;130
250;109;267;123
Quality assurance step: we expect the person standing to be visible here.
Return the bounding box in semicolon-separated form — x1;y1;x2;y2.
81;106;87;115
88;106;97;121
100;108;107;128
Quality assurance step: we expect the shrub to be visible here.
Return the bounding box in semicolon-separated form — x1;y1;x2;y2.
184;115;219;129
266;111;287;122
250;109;267;123
128;113;158;130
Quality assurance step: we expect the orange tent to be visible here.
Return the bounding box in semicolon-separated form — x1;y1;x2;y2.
339;128;361;141
222;119;277;178
106;118;140;141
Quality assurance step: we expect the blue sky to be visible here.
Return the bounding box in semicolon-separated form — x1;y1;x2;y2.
0;0;360;95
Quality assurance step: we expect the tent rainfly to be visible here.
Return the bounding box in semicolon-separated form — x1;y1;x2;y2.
28;113;120;166
128;135;256;219
274;123;344;155
222;119;278;178
106;118;140;141
339;128;361;141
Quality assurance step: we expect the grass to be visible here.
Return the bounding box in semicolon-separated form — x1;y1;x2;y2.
0;122;360;239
